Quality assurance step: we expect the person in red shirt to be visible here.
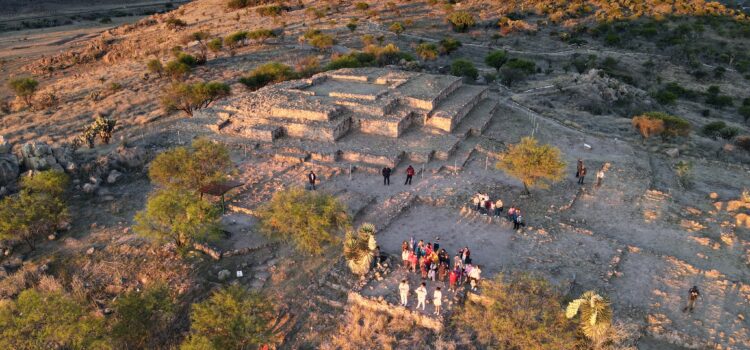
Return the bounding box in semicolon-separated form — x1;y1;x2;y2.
405;165;415;185
449;269;458;292
409;250;418;273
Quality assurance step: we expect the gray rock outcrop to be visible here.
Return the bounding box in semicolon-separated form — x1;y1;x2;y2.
0;136;19;187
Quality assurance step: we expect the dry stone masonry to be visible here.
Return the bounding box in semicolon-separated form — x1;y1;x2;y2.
209;68;501;171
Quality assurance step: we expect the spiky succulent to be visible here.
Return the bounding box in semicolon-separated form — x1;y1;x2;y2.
343;223;377;275
566;291;612;341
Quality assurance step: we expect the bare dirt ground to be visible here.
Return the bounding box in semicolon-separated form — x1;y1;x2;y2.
1;0;750;349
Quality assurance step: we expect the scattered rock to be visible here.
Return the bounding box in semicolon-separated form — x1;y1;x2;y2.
107;170;122;184
82;183;98;194
665;148;680;158
86;247;96;255
218;269;231;281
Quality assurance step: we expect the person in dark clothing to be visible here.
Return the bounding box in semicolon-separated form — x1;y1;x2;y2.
308;171;317;190
382;167;391;185
576;159;584;178
433;238;440;252
577;166;587;185
405;165;415;185
683;286;700;313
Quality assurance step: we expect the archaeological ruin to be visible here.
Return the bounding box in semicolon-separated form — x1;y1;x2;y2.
209;68;500;172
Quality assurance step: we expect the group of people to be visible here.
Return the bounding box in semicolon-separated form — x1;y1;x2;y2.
398;238;482;315
382;165;415;186
576;159;605;187
471;193;525;230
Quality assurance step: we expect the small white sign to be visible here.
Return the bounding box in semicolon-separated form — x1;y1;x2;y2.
236;271;243;278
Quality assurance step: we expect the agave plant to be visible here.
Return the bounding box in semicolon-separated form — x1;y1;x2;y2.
566;291;612;342
343;223;376;275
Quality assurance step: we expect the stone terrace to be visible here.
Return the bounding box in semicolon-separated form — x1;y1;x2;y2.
210;68;501;171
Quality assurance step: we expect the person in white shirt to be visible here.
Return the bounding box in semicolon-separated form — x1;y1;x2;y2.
415;282;427;310
596;169;605;187
469;264;482;291
433;287;443;315
398;279;410;307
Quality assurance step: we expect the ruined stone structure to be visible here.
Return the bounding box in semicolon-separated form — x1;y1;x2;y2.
213;68;500;171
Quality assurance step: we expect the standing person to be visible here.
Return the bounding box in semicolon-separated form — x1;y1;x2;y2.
415;282;427;311
507;206;516;222
513;210;523;230
449;268;458;292
420;257;428;279
433;287;443;316
683;286;700;313
433;238;440;252
409;250;418;273
596;168;605;187
428;261;437;281
438;261;447;282
382;166;391;186
494;198;504;216
484;199;492;216
401;248;410;269
399;279;410;307
405;165;415;185
469;264;482;291
462;247;471;265
576;159;584;178
578;166;587;185
473;193;482;211
308;171;317;190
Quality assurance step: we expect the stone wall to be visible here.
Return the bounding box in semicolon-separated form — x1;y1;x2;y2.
347;291;444;332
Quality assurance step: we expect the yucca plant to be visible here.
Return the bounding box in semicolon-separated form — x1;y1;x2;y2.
566;291;612;343
343;223;376;275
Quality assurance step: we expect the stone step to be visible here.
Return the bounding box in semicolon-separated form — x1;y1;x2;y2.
355;106;415;138
442;136;480;172
427;85;488;133
255;113;352;142
453;98;499;138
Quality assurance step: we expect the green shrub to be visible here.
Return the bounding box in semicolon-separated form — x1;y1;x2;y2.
149;138;234;191
8;77;38;107
639;111;691;138
227;0;248;10
706;93;734;108
702;121;728;139
446;11;475;32
223;31;248;53
739;105;750;122
0;171;69;250
0;289;108;349
439;37;462;55
240;62;297;90
347;22;357;32
256;5;284;17
499;58;536;86
652;90;677;105
165;61;192;80
485;50;508;71
450;59;478;80
308;33;335;50
207;38;223;54
165;17;187;28
111;284;176;349
326;52;376;70
176;53;199;67
247;28;276;43
389;22;405;36
147;59;164;77
455;273;582;349
355;2;369;11
257;187;350;255
181;285;277;349
416;42;438;61
365;43;413;66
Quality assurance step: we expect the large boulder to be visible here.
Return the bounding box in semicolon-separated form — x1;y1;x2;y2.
0;135;10;154
0;153;19;186
20;142;61;172
111;146;147;170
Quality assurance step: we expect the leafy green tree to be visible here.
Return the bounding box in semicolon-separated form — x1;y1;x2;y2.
181;285;277;349
0;289;109;350
134;189;221;248
239;62;297;91
0;171;69;250
343;223;377;275
146;59;164;78
416;43;438;61
566;291;613;345
485;50;508;72
111;284;176;349
257;187;350;255
455;273;582;349
148;138;234;192
8;77;39;107
389;22;405;36
450;59;478;80
161;81;230;117
439;37;461;55
446;11;475;32
496;137;565;194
